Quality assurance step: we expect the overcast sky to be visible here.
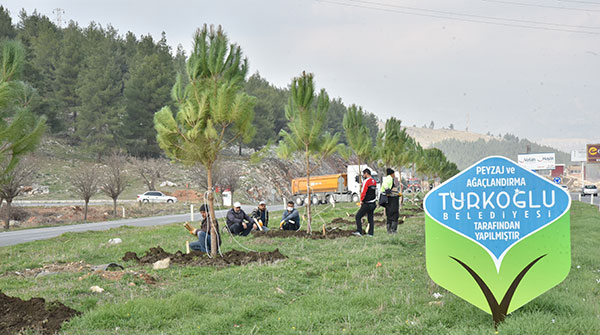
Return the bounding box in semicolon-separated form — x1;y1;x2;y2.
4;0;600;148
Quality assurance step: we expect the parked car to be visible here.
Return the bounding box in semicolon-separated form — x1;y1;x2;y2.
137;191;177;203
581;185;598;197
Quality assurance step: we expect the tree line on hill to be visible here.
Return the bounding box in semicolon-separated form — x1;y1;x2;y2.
432;134;571;170
0;7;379;158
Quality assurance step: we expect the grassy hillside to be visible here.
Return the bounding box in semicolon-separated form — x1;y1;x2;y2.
0;201;598;334
22;136;348;204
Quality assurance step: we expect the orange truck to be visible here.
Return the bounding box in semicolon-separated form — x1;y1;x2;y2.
290;165;379;206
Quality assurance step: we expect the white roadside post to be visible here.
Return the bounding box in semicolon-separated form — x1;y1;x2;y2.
122;206;125;218
581;162;585;190
591;193;594;205
190;204;194;221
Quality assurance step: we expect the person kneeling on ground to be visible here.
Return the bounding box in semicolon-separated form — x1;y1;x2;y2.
251;201;269;232
280;201;300;231
226;202;254;236
354;168;377;237
185;204;221;253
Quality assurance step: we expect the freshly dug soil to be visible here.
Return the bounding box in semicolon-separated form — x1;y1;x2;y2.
123;246;286;266
0;291;80;335
330;215;408;227
253;228;356;239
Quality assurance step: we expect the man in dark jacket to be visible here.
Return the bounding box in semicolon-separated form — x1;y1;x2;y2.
280;201;300;230
251;201;269;231
354;168;377;237
382;168;401;234
226;202;254;236
185;204;221;253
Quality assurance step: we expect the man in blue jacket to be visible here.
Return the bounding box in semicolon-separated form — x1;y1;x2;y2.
280;201;300;230
226;202;254;236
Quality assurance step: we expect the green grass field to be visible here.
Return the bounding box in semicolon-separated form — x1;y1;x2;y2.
0;202;599;334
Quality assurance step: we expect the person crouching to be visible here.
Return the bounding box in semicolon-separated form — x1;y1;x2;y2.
251;201;269;232
185;204;221;253
280;201;300;230
226;202;254;236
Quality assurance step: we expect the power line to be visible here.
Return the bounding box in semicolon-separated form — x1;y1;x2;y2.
315;0;600;35
557;0;600;5
345;0;600;30
481;0;600;12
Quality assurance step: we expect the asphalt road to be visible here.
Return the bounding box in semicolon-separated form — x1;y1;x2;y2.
13;200;136;207
0;204;284;247
570;192;600;206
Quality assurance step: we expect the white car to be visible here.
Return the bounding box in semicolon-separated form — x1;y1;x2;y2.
137;191;177;203
581;185;598;197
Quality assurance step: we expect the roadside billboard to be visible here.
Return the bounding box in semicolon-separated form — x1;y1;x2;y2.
517;153;555;170
587;144;600;163
571;150;586;162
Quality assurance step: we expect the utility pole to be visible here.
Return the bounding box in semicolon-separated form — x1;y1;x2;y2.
52;8;65;28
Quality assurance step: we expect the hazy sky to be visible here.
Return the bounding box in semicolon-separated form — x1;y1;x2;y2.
4;0;600;145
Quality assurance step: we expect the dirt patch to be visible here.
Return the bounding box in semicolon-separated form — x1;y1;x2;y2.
4;261;157;285
3;261;91;278
170;189;204;202
0;291;80;335
253;228;357;239
123;246;287;267
78;271;157;285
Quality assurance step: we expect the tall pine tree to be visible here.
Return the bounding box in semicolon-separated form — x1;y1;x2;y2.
0;6;16;40
52;22;84;134
75;24;126;157
123;33;174;157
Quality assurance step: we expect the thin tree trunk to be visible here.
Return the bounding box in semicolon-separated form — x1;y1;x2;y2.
113;198;117;218
4;199;11;230
305;151;312;234
358;158;363;194
207;167;218;257
238;142;242;156
84;199;89;222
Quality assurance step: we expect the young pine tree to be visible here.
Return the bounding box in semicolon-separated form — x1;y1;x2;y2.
342;104;372;186
154;25;256;256
277;72;342;234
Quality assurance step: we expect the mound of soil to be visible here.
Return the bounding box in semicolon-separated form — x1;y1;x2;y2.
0;291;80;335
123;247;286;266
253;228;357;239
331;217;353;224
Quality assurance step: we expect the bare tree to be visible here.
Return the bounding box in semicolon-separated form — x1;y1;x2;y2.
190;164;209;191
0;159;34;230
213;164;240;203
71;165;100;221
130;157;171;191
101;152;129;217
